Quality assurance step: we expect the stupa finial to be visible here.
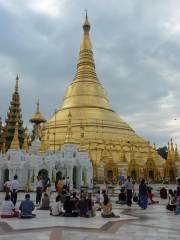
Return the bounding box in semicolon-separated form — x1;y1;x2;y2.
83;9;90;33
15;74;19;92
36;99;40;113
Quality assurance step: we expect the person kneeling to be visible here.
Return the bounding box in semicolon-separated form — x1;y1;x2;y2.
1;194;19;218
50;195;63;216
19;194;36;218
101;195;119;218
38;193;50;210
116;188;126;204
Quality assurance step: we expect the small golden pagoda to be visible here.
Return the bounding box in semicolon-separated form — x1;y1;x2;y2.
30;100;46;141
42;14;166;181
10;121;20;150
164;139;180;182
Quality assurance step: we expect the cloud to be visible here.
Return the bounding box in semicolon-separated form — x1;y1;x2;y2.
0;0;180;148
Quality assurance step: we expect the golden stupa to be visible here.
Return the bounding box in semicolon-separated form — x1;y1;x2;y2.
41;14;169;181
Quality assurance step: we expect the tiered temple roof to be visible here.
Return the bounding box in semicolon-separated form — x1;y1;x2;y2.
4;75;25;151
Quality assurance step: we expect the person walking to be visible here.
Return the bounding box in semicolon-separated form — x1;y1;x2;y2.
36;176;43;205
45;177;51;196
4;178;11;196
124;176;134;207
139;179;148;209
10;175;19;206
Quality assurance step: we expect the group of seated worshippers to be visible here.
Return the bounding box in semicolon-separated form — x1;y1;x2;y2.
50;191;119;218
1;194;35;218
50;192;95;217
1;190;119;219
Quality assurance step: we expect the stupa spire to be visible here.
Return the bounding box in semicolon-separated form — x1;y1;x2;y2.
15;74;19;92
61;14;114;111
4;75;25;151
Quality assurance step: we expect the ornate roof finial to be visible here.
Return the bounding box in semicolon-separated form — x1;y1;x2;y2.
15;74;19;92
36;99;40;113
153;143;156;150
83;9;90;33
170;138;174;151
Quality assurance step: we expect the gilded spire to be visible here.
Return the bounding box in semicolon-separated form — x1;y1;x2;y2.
4;75;25;150
22;128;29;152
10;121;20;150
15;74;19;93
83;9;90;33
65;112;73;143
170;138;174;152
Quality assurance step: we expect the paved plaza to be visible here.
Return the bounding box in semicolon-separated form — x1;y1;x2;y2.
0;185;179;240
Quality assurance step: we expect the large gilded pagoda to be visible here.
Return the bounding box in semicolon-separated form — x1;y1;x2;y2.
40;14;171;181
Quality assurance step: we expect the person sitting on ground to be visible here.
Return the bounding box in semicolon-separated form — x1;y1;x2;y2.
95;190;101;211
116;188;126;204
166;189;176;212
101;194;119;218
63;195;77;217
50;195;63;216
38;193;50;210
19;194;36;218
95;190;100;204
147;187;159;204
1;194;19;218
79;193;89;217
56;178;64;194
59;189;66;204
71;192;79;215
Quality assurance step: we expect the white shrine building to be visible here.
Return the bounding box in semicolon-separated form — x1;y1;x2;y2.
0;143;93;191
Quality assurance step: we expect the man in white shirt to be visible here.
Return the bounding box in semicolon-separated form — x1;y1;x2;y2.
36;176;43;204
124;176;134;207
10;175;20;206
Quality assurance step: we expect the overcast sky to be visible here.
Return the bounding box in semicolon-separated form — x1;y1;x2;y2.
0;0;180;148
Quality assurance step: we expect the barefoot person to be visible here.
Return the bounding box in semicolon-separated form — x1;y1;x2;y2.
19;194;36;218
1;195;19;218
10;175;19;206
101;195;119;218
124;176;133;207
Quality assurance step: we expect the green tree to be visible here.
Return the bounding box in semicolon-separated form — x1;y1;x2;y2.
157;146;168;159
